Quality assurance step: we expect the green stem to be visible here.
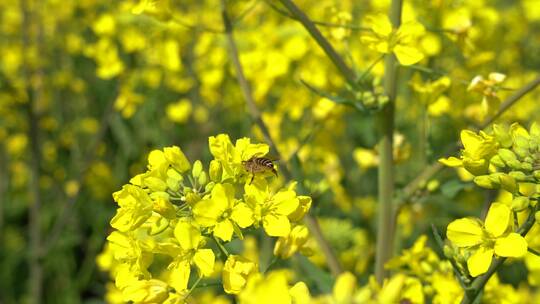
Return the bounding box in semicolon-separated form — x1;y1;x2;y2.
264;256;279;273
20;0;43;301
374;0;402;284
213;236;230;259
528;247;540;257
356;54;385;83
184;276;203;300
264;0;369;31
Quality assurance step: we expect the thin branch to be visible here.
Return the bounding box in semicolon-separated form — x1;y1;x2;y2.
212;235;230;259
171;0;260;34
264;0;369;31
528;247;540;257
43;84;118;255
431;224;468;289
276;0;358;88
478;75;540;129
220;0;343;276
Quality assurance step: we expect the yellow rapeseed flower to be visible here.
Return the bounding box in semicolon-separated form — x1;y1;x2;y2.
361;13;426;66
192;183;254;241
446;202;528;277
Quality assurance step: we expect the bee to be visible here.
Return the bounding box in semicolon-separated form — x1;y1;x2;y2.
242;156;278;184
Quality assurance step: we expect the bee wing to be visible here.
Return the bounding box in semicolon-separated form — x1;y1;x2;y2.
264;154;280;161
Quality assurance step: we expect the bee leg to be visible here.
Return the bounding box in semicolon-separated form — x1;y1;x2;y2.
249;174;254;185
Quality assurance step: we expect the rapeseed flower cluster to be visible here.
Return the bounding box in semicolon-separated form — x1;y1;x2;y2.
100;134;312;303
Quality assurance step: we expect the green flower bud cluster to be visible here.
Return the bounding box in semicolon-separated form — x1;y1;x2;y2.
441;123;540;212
354;77;389;111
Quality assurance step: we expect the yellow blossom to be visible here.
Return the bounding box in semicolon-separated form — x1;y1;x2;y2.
244;181;300;237
192;183;254;241
222;255;258;294
446;202;528;276
361;13;426;65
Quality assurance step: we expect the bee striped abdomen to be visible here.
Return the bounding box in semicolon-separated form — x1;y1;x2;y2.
243;157;277;175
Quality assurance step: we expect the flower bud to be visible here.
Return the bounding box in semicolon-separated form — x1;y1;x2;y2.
507;159;523;170
490;155;505;168
535;211;540;223
515;147;529;159
493;124;512;148
166;169;183;191
209;160;222;182
509;171;527;181
530;138;539;152
185;191;201;205
192;160;203;178
205;181;215;193
534;170;540;180
274;225;310;259
198;171;207;186
163;146;190;173
474;175;498;189
521;162;533;172
443;245;454;259
498;149;517;164
499;174;517;193
514;136;530;151
427;180;440;192
511;196;530;212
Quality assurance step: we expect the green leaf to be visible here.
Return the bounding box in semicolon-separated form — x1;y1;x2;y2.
296;255;334;293
441;179;466;198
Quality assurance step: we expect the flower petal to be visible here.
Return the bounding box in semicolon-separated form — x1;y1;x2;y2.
394;45;424;66
192;199;222;227
214;219;234;242
485;202;511;237
368;14;393;36
193;248;216;277
467;247;494;277
169;260;191;292
174;220;201;250
494;232;528;257
272;190;299;215
231;203;254;228
263;214;291;237
438;156;463;167
446;218;483;247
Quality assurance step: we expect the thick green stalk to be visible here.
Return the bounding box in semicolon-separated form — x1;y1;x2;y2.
20;0;43;302
375;0;402;284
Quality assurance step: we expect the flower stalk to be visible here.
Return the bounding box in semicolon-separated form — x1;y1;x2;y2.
374;0;402;284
